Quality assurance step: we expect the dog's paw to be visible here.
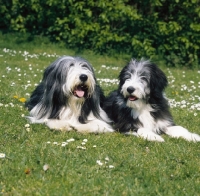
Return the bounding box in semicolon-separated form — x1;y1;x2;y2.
70;122;114;133
189;133;200;142
137;128;165;142
26;116;45;124
46;120;71;131
95;123;115;133
166;126;200;142
101;125;115;133
124;132;138;137
69;123;77;131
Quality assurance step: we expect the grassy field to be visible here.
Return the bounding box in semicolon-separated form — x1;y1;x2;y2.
0;32;200;196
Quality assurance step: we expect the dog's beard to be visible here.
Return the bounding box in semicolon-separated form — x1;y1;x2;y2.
59;96;84;120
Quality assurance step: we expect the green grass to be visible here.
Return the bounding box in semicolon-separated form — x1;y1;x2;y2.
0;32;200;196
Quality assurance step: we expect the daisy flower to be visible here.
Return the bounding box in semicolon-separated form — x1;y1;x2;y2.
0;153;6;158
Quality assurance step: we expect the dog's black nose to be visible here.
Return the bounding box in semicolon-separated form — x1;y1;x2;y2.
79;74;88;82
127;86;135;94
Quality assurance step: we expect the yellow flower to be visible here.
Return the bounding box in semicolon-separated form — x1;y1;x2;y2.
13;95;18;99
19;98;26;103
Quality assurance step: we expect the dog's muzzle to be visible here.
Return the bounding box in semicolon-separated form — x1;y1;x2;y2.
73;74;89;98
127;86;138;101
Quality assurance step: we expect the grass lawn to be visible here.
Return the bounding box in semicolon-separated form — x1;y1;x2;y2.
0;32;200;196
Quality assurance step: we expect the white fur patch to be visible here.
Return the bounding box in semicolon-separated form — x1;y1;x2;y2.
137;128;165;142
166;126;200;142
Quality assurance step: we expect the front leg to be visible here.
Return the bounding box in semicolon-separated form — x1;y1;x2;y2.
46;119;72;131
71;119;114;133
137;128;165;142
125;128;164;142
166;126;200;142
26;116;46;124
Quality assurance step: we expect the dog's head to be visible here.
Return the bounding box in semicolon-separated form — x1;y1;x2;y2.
43;56;96;101
119;59;168;107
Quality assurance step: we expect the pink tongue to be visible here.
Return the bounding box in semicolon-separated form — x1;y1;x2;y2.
129;96;138;101
75;89;85;97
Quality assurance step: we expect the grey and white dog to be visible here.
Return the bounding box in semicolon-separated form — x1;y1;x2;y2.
26;56;114;133
103;59;200;142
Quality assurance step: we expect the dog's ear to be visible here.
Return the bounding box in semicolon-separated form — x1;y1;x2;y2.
149;63;168;93
43;60;67;102
38;59;68;118
118;65;130;90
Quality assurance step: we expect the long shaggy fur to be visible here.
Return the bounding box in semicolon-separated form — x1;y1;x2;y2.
103;59;200;142
26;56;113;133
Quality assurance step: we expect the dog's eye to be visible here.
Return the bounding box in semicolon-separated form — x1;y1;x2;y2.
125;74;131;80
82;64;88;69
141;77;149;84
69;63;74;67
